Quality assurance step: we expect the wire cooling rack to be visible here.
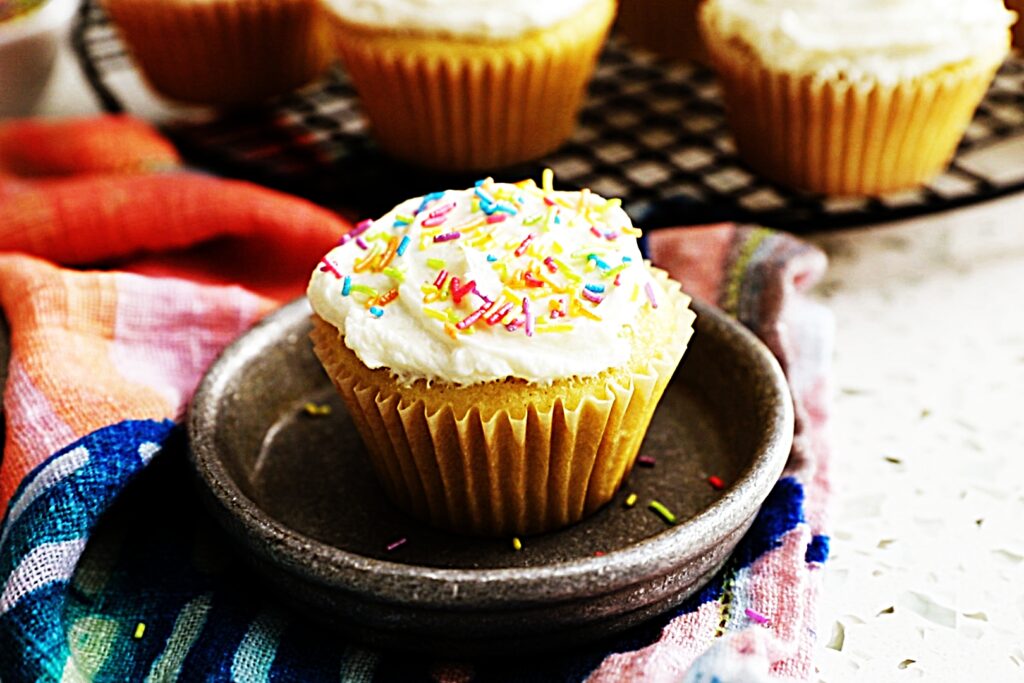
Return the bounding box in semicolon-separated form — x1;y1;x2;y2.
73;0;1024;231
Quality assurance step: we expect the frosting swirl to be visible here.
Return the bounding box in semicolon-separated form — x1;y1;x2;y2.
702;0;1014;84
307;176;667;386
321;0;593;40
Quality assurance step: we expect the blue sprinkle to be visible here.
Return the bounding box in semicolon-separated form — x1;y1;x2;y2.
369;306;384;318
474;179;487;187
486;254;498;262
622;256;633;263
396;235;411;256
493;201;518;215
805;534;830;564
588;254;610;270
393;220;410;229
415;191;445;214
341;276;351;296
584;283;606;293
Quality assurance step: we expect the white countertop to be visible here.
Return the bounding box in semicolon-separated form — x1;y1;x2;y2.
26;38;1024;683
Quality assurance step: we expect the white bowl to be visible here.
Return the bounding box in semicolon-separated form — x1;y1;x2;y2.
0;0;80;117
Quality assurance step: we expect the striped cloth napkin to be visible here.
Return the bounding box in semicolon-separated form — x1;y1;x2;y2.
0;116;831;682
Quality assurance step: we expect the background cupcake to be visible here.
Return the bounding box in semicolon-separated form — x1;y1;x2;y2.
1007;0;1024;49
102;0;332;106
307;176;694;536
319;0;617;171
699;0;1015;196
616;0;707;63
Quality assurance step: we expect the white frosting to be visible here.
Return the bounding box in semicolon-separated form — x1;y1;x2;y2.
322;0;592;40
702;0;1014;84
308;181;667;386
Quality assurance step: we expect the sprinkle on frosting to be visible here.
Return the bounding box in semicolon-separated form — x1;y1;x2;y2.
307;172;670;386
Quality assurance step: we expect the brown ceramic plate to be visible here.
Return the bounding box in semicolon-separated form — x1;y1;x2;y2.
188;297;793;656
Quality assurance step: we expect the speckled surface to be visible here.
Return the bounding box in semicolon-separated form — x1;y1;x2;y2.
188;297;793;655
808;192;1024;682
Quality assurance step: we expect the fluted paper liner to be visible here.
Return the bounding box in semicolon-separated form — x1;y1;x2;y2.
702;34;1007;196
311;267;695;536
325;0;616;171
102;0;332;105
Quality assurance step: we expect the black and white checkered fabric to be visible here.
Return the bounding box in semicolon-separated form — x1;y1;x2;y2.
74;0;1024;230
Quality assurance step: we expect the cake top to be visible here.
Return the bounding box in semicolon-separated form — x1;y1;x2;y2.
307;173;668;386
321;0;592;40
701;0;1014;85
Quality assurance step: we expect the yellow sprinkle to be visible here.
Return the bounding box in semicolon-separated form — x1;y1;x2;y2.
625;493;638;508
552;258;580;282
133;623;146;640
538;323;574;333
551;241;564;255
649;500;677;525
542;168;554;194
444;323;458;339
502;288;523;305
382;266;405;283
426;258;446;270
576;306;602;322
603;198;622;213
303;402;332;416
512;537;523;551
446;309;460;324
631;283;640;302
579;188;590;211
622;226;643;237
422;307;447;323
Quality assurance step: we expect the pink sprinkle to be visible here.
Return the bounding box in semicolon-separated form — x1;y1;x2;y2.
543;257;558;273
644;282;659;309
486;214;508;224
589;226;602;238
486;302;515;325
386;537;407;552
637;456;656;467
522;297;534;337
456;304;489;330
318;258;343;279
472;287;492;305
505;317;523;332
428;201;456;218
422;214;449;228
543;197;556;206
433;269;449;288
604;231;619;241
550;309;564;319
338;219;373;245
514;233;536;257
582;289;604;305
523;272;545;288
433;232;462;243
745;608;770;625
355;236;369;250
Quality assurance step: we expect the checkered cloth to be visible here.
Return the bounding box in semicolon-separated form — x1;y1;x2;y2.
0;117;831;682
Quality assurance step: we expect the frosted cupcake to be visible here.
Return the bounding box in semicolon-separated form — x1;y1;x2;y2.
307;173;694;536
102;0;332;105
319;0;616;171
699;0;1014;196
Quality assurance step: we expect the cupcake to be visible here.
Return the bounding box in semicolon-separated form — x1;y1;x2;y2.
699;0;1015;196
307;173;694;536
617;0;707;64
102;0;332;106
319;0;616;171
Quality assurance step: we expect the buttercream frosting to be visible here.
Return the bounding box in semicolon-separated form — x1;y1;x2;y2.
702;0;1014;84
321;0;592;40
307;176;668;386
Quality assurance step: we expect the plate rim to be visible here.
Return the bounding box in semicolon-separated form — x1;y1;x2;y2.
188;296;793;609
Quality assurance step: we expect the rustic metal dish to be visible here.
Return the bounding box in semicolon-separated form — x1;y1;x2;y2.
188;296;793;656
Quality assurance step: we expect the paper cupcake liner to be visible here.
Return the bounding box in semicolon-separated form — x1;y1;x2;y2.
1008;0;1024;50
311;268;694;537
102;0;331;105
617;0;707;64
703;37;1005;196
326;0;616;171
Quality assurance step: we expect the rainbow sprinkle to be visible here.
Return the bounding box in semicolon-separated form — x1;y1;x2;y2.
323;171;656;337
385;538;407;551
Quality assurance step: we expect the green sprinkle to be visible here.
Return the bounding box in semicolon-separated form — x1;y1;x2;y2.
427;258;447;270
349;284;378;298
382;267;405;283
648;500;677;525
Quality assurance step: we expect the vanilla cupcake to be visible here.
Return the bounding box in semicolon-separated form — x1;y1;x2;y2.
699;0;1014;196
102;0;332;105
319;0;616;171
307;174;694;536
